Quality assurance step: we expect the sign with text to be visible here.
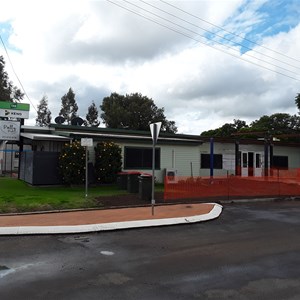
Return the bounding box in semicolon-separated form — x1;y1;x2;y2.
81;138;93;147
0;120;20;141
0;101;30;119
0;109;29;119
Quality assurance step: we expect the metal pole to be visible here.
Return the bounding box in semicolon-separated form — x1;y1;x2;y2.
151;124;157;215
85;146;88;198
210;137;214;178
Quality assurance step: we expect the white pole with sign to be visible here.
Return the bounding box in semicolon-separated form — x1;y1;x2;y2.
81;138;93;197
149;122;161;215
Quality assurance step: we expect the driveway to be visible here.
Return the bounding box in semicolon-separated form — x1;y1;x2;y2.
0;201;299;299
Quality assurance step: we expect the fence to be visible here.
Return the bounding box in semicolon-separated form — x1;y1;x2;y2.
164;168;300;201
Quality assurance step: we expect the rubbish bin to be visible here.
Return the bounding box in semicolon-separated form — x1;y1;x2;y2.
116;172;128;189
139;174;152;201
127;171;141;193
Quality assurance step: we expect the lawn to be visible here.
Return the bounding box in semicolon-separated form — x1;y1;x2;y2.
0;177;132;213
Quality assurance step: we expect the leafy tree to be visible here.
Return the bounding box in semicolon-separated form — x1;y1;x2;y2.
86;101;100;127
94;141;122;183
201;119;248;137
59;141;86;185
59;88;78;124
0;55;24;102
100;92;177;133
250;113;300;134
200;114;300;141
35;95;52;126
295;93;300;112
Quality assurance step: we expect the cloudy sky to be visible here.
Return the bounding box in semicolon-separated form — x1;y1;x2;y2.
1;0;300;134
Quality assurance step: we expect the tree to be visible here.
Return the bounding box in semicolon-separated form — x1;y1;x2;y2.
201;119;248;137
250;113;300;134
200;114;300;140
36;95;52;127
295;93;300;112
59;88;78;124
0;55;24;102
86;101;100;127
100;92;177;133
94;141;122;183
59;141;86;185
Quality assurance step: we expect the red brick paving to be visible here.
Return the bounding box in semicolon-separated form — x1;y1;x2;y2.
0;203;214;227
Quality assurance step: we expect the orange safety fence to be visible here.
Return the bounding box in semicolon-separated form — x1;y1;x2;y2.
164;168;300;201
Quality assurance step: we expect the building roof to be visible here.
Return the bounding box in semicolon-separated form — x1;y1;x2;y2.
21;132;72;142
49;124;203;145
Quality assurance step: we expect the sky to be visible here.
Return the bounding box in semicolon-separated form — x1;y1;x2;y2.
1;0;300;135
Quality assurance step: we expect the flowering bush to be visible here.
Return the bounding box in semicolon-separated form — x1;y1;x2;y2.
94;141;122;183
59;141;86;185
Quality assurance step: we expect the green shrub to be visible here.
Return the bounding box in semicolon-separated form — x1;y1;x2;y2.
59;141;86;185
94;141;122;183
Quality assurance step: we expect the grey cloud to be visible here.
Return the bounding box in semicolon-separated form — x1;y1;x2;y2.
44;3;191;65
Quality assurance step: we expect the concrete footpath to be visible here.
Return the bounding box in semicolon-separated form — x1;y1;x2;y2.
0;203;223;235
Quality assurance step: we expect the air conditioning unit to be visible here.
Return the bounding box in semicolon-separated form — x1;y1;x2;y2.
165;169;178;184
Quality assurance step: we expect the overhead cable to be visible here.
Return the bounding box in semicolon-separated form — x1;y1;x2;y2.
159;0;300;64
141;0;300;71
106;0;300;82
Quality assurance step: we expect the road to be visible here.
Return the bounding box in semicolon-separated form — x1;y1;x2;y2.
0;201;300;299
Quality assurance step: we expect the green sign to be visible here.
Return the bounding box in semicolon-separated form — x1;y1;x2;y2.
0;101;30;111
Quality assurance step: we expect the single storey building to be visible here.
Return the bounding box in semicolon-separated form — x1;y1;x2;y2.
1;123;300;185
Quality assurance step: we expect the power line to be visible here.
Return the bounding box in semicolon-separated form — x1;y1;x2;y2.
159;0;300;64
106;0;300;82
141;0;300;72
125;0;300;76
0;34;37;112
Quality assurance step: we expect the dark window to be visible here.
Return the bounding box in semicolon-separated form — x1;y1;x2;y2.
201;154;223;169
124;147;160;169
273;155;288;169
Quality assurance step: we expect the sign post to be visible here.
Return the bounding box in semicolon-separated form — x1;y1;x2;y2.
0;101;30;179
149;122;161;215
81;138;93;198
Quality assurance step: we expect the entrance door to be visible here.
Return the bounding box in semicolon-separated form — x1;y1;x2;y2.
241;151;263;177
254;152;263;176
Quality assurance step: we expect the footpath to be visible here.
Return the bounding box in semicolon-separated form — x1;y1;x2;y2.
0;203;223;235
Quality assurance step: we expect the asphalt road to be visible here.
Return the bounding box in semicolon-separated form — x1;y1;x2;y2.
0;201;300;300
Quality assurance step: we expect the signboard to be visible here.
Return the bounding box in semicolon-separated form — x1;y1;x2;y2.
81;138;93;147
150;122;162;145
0;109;29;119
0;120;20;141
0;101;30;119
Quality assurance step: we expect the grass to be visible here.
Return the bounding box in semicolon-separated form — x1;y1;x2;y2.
0;177;133;213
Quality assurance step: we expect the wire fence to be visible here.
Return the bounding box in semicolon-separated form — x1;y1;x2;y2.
164;168;300;201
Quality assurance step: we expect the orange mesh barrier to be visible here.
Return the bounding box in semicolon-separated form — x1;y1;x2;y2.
164;168;300;201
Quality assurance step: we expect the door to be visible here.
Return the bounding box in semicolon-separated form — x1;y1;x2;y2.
254;152;263;176
241;151;263;177
241;152;248;176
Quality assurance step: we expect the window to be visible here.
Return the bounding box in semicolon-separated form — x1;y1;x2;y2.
242;153;248;168
256;153;261;168
201;154;223;169
124;147;160;169
273;155;288;169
